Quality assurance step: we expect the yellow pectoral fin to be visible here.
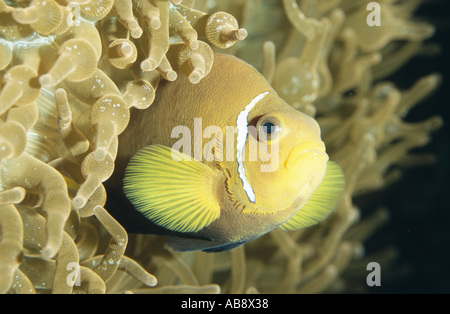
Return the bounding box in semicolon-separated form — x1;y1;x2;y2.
279;161;345;231
123;144;221;233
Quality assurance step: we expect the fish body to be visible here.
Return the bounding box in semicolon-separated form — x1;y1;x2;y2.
108;53;344;252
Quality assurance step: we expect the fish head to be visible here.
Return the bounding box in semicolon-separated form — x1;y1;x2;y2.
242;98;329;212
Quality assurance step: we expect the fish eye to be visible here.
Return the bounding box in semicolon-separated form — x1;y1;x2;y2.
257;115;282;141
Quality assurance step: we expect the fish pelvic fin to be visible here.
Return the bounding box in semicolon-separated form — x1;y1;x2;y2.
279;161;345;231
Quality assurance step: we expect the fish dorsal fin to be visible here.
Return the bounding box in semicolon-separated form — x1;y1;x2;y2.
123;144;221;233
279;161;345;231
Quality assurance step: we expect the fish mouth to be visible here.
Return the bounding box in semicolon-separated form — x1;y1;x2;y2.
284;141;327;170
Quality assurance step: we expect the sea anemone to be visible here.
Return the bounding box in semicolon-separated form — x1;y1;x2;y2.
0;0;445;294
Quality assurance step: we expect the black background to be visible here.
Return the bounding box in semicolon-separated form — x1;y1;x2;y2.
361;0;450;294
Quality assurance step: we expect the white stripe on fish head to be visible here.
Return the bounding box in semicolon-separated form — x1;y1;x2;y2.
235;91;269;203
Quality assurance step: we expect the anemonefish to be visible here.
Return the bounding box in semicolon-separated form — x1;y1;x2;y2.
107;53;345;252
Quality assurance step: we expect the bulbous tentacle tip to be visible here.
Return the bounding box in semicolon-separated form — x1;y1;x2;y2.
188;39;199;50
40;236;63;259
94;147;108;161
130;27;143;39
188;69;203;84
205;11;247;48
235;28;248;41
165;70;178;82
107;40;137;69
149;16;161;30
40;246;56;259
38;74;54;88
123;79;156;110
11;7;36;24
141;59;157;72
119;42;133;57
0;121;27;161
127;19;139;31
72;195;87;210
0;187;26;204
